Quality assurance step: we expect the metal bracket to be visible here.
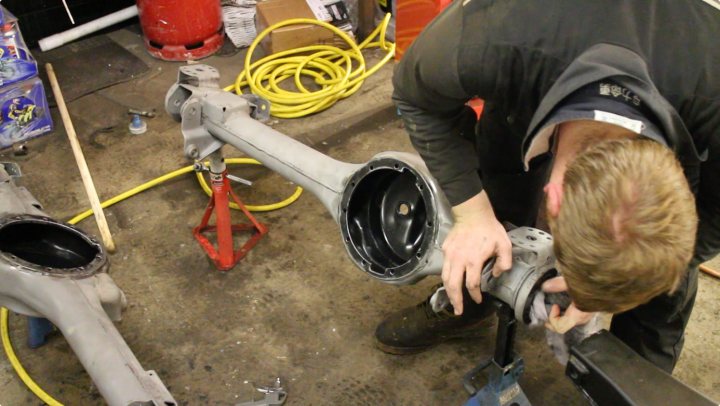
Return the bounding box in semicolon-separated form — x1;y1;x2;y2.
237;378;287;406
179;97;224;160
168;65;271;160
240;94;271;122
178;64;221;89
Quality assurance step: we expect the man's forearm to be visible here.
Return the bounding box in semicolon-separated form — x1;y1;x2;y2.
389;0;485;206
394;95;482;206
452;191;496;222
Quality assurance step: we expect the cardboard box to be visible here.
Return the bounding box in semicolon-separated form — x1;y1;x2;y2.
255;0;335;54
0;77;53;148
0;6;39;87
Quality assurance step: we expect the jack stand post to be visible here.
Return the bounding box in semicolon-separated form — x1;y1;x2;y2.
463;300;531;406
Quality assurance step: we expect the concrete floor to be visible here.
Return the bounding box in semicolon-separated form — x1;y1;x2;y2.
0;29;719;405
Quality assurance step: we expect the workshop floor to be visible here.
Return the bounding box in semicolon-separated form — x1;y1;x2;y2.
0;28;718;406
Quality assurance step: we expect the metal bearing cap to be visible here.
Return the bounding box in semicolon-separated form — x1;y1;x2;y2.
481;227;557;323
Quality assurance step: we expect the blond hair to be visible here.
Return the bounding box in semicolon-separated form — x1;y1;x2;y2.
550;138;697;313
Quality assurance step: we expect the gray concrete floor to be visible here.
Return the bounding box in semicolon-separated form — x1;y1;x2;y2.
0;29;718;405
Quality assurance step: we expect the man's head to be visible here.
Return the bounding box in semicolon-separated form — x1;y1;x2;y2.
548;129;697;313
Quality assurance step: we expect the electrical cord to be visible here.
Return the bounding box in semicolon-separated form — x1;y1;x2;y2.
1;158;302;405
226;14;395;118
1;308;62;406
69;158;302;224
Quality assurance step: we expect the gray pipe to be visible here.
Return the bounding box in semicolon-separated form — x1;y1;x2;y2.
203;105;362;220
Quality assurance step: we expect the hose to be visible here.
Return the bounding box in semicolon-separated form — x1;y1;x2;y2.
1;308;62;406
193;160;303;212
2;158;302;405
226;14;395;118
69;158;302;224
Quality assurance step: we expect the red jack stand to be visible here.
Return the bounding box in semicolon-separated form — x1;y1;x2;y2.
193;155;267;271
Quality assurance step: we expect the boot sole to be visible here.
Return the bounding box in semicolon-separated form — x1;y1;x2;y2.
374;320;496;355
374;340;436;355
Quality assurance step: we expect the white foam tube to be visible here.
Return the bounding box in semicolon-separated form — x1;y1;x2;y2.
38;5;138;51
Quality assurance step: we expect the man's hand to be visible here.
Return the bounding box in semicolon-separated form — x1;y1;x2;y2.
442;192;512;315
545;303;595;334
542;276;596;334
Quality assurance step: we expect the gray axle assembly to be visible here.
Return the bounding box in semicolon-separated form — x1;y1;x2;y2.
0;164;175;406
165;65;556;323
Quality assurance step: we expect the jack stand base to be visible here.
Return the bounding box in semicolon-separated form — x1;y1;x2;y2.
194;170;267;271
463;300;531;406
27;317;54;348
463;356;530;406
237;378;287;406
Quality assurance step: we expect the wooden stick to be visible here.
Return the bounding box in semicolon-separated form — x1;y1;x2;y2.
700;264;720;279
358;0;376;42
45;63;116;253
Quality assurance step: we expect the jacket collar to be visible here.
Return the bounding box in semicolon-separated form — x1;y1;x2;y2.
524;43;705;167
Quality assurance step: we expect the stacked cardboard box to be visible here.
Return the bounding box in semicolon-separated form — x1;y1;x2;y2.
0;6;52;149
255;0;355;54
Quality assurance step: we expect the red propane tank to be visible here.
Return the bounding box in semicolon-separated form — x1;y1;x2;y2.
137;0;224;61
395;0;451;60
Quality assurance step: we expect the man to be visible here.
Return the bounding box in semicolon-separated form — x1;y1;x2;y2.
376;0;720;373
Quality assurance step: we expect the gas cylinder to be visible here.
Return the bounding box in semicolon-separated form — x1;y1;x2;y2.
395;0;451;60
137;0;224;61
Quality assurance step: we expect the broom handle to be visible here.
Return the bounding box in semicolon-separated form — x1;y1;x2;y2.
700;264;720;279
45;63;116;253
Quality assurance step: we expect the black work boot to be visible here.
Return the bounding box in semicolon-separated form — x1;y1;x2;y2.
374;286;496;355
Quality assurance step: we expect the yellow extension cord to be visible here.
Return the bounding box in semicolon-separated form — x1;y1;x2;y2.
1;158;302;405
1;309;61;406
226;14;395;118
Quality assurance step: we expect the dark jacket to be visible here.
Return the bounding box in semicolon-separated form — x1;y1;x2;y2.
393;0;720;262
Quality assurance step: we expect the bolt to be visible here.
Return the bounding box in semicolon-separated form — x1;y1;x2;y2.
186;145;199;159
12;143;27;156
127;108;156;118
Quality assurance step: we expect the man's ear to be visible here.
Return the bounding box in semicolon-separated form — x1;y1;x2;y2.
544;182;563;218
